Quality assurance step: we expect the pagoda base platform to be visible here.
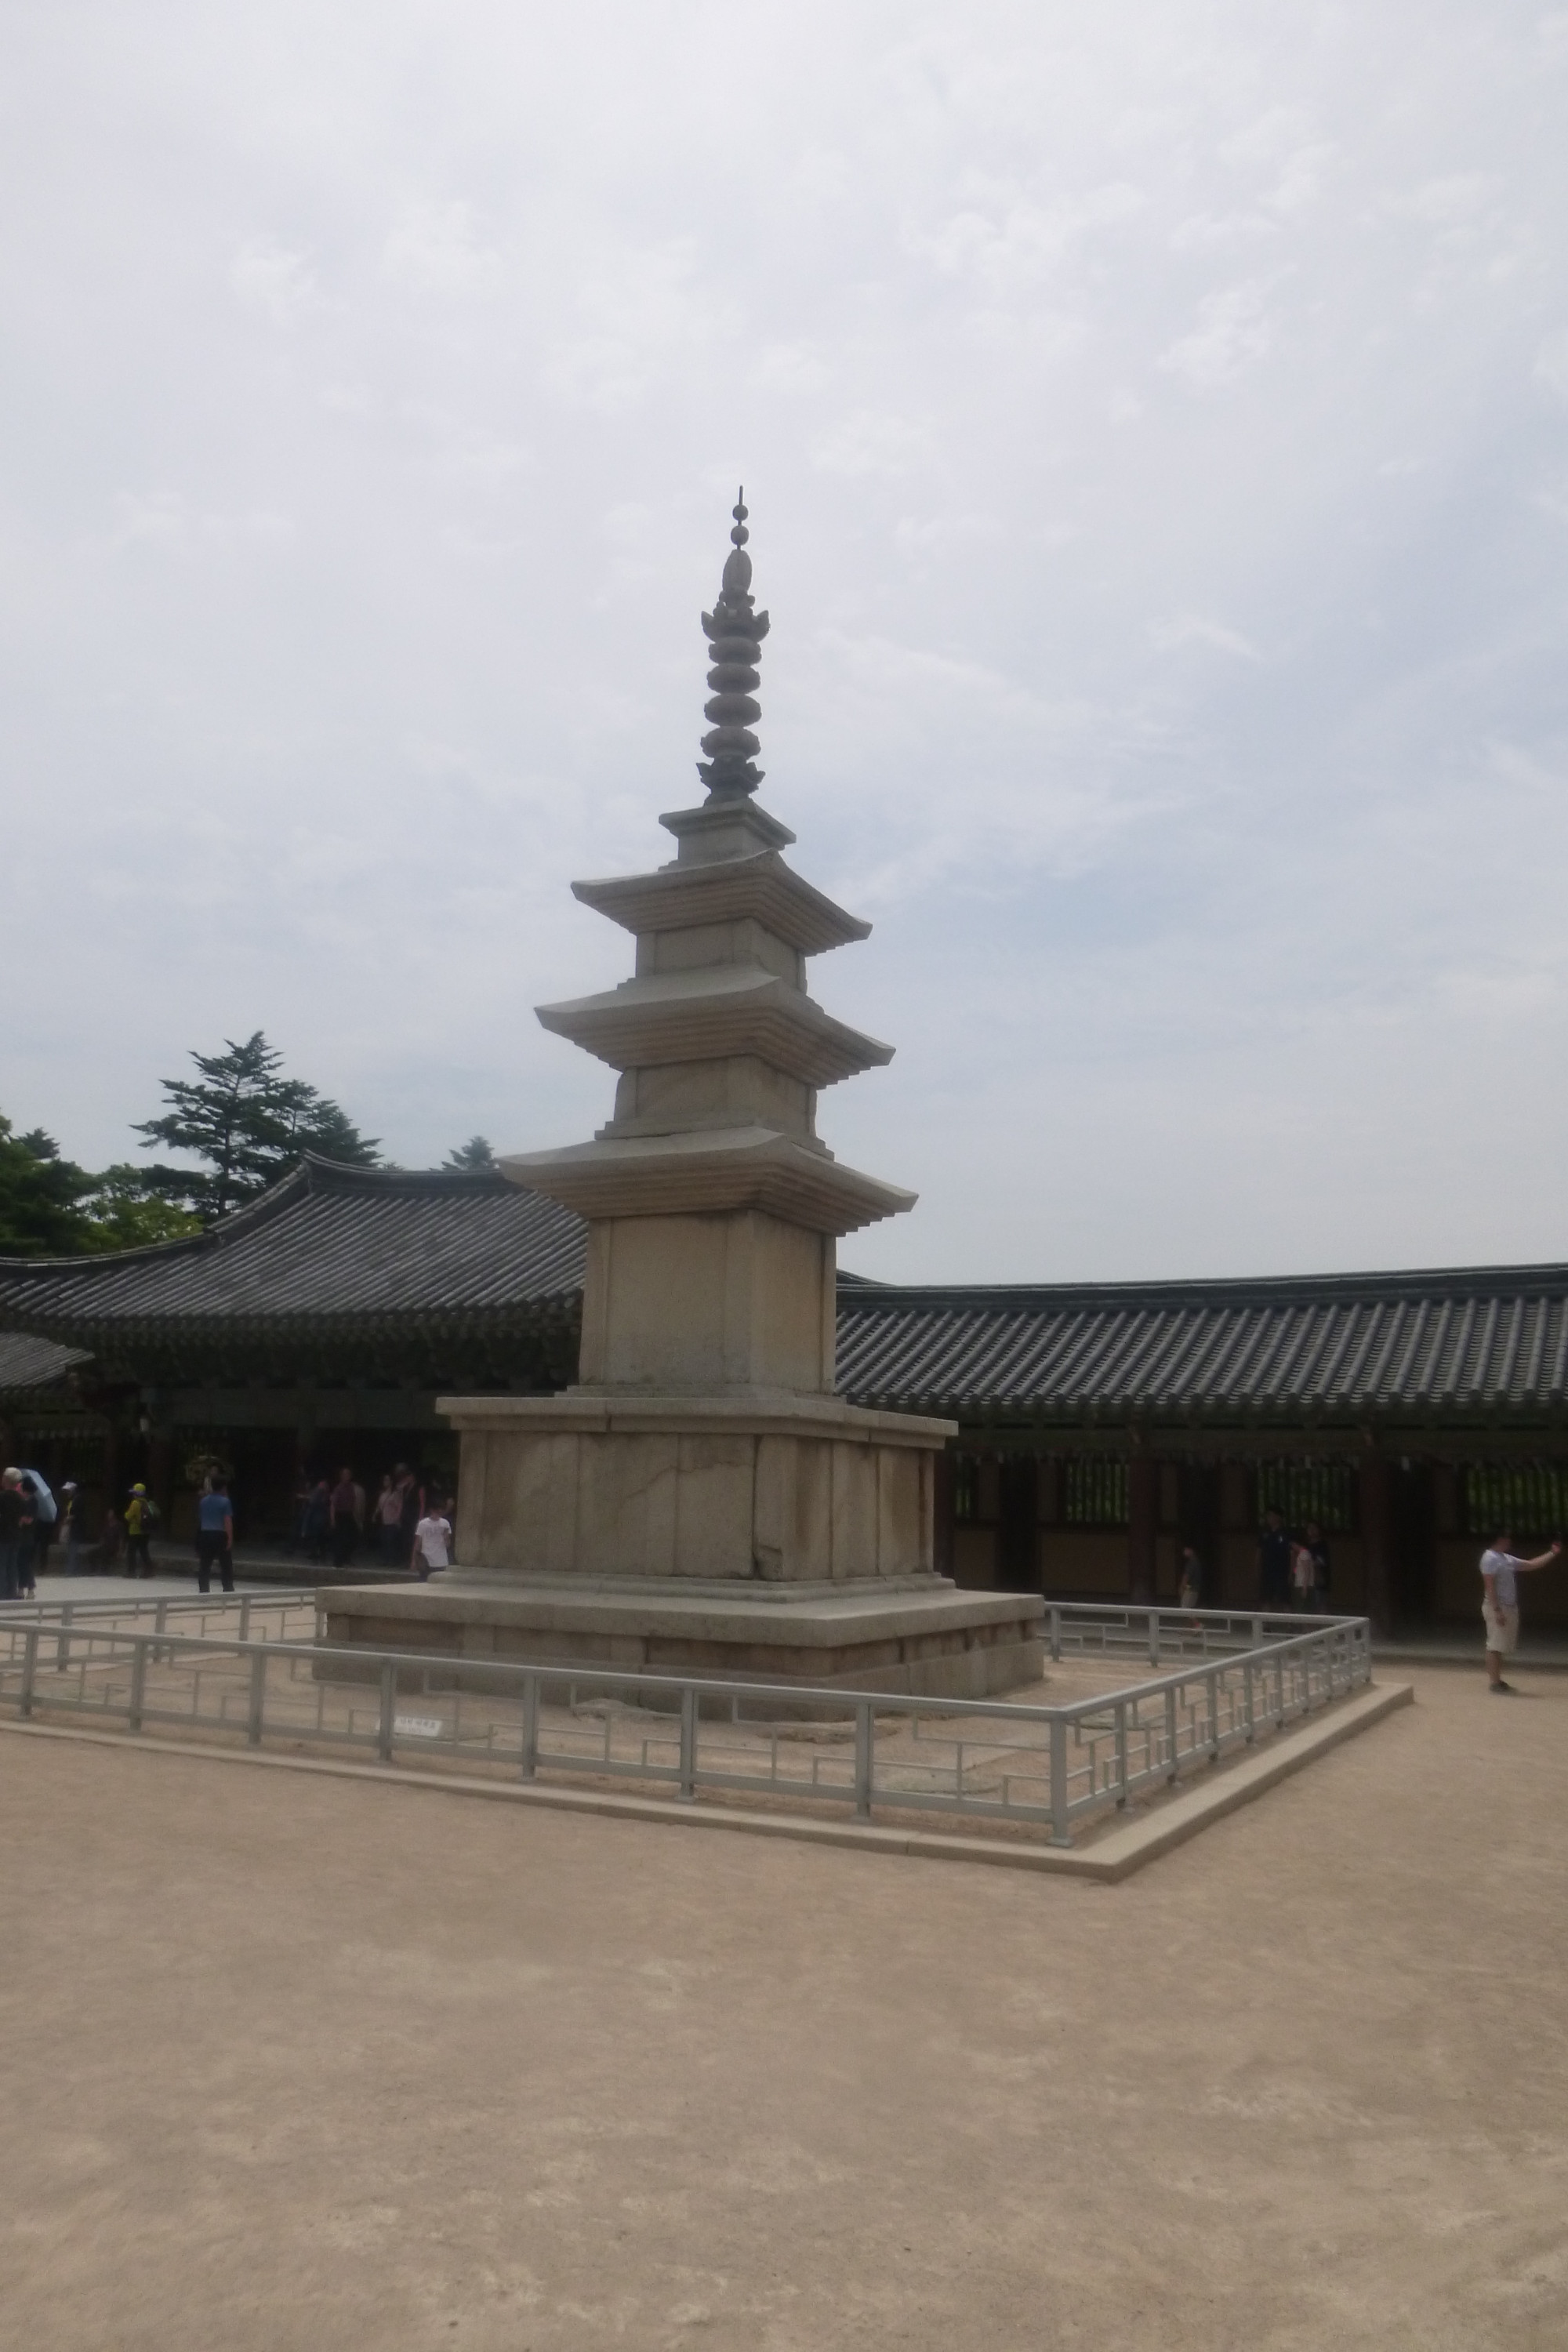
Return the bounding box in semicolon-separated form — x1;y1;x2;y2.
314;1388;1044;1708
317;1573;1045;1709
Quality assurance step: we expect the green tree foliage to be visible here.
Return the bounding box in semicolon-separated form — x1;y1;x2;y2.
0;1116;97;1256
135;1032;380;1222
79;1165;202;1250
444;1135;496;1172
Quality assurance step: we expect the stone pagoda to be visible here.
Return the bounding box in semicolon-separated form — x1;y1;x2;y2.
325;496;1043;1697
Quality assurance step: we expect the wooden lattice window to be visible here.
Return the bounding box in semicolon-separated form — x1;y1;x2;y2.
1255;1462;1356;1533
1061;1457;1129;1527
1463;1465;1568;1539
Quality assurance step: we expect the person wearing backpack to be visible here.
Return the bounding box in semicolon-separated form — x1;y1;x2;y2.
18;1469;55;1587
123;1483;158;1577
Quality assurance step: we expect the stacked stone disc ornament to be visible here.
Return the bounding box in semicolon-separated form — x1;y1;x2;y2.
697;488;770;799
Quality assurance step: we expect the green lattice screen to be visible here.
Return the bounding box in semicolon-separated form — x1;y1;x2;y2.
1061;1457;1130;1526
1255;1461;1356;1532
1463;1465;1568;1538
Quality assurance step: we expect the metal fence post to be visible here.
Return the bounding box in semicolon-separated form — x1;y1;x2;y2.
1114;1700;1129;1809
239;1595;252;1642
678;1686;697;1802
129;1638;148;1733
54;1602;73;1674
1148;1612;1160;1668
247;1650;267;1747
520;1675;539;1780
1206;1668;1220;1761
854;1702;873;1820
1242;1656;1255;1743
1049;1716;1070;1846
377;1659;396;1761
20;1627;38;1719
1164;1682;1178;1781
1049;1605;1062;1662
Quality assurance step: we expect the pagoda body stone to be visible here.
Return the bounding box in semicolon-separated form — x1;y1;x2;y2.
324;497;1043;1699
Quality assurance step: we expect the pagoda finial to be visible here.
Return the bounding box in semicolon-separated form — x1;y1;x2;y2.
698;486;771;800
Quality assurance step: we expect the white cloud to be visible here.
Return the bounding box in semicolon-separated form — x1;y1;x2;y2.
1535;329;1568;400
809;411;935;477
750;343;830;397
230;237;321;325
1158;280;1273;388
381;200;499;294
4;2;1568;1283
1149;614;1261;660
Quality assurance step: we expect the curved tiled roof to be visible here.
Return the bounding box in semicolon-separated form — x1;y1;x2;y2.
0;1330;91;1399
833;1268;1568;1422
0;1157;586;1342
3;1162;1565;1425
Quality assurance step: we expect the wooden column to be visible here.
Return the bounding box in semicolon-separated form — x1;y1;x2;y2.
1127;1439;1157;1603
1359;1446;1394;1633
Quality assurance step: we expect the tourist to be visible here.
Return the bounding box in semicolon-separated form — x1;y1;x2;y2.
13;1472;38;1595
303;1477;332;1566
1480;1528;1561;1693
329;1465;360;1568
394;1463;421;1558
1302;1519;1331;1611
123;1483;157;1577
411;1497;452;1581
287;1474;313;1558
1178;1545;1202;1612
60;1480;92;1573
372;1473;405;1567
0;1468;24;1600
1257;1507;1291;1610
1290;1537;1316;1610
20;1470;57;1579
195;1475;235;1595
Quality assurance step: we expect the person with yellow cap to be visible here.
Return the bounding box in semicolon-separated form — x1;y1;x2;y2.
123;1483;158;1577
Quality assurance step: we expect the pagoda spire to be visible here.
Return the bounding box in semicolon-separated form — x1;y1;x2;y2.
697;488;770;799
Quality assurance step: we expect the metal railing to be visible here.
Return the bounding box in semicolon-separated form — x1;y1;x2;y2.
0;1590;317;1646
0;1602;1373;1849
1045;1599;1350;1668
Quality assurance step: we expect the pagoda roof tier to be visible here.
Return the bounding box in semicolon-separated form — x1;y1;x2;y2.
572;851;870;956
503;1127;916;1237
535;965;894;1088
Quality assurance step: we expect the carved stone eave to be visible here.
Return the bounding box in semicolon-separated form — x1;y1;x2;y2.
572;851;870;957
535;964;894;1088
502;1126;916;1236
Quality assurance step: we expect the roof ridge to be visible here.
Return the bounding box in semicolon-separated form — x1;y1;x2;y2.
834;1261;1568;1310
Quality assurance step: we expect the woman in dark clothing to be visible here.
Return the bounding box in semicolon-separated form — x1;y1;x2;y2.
329;1467;360;1567
1303;1519;1331;1611
303;1478;332;1566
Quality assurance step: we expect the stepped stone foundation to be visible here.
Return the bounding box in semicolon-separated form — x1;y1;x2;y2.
321;495;1043;1701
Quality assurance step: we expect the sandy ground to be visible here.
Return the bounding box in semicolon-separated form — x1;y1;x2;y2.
2;1664;1566;2352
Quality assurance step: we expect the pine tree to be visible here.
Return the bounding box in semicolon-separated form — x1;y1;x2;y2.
0;1118;97;1256
444;1135;496;1172
135;1033;379;1222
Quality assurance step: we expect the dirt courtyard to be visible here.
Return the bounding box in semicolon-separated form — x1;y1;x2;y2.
2;1664;1565;2350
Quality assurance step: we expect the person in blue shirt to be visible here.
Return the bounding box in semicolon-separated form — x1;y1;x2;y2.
195;1475;235;1595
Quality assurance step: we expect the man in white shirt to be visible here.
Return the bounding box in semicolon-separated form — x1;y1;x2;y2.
1480;1529;1561;1693
412;1507;452;1581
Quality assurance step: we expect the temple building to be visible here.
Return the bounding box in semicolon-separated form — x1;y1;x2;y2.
5;495;1565;1637
4;1171;1568;1632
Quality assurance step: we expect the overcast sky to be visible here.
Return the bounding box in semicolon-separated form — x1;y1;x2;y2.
3;4;1566;1281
